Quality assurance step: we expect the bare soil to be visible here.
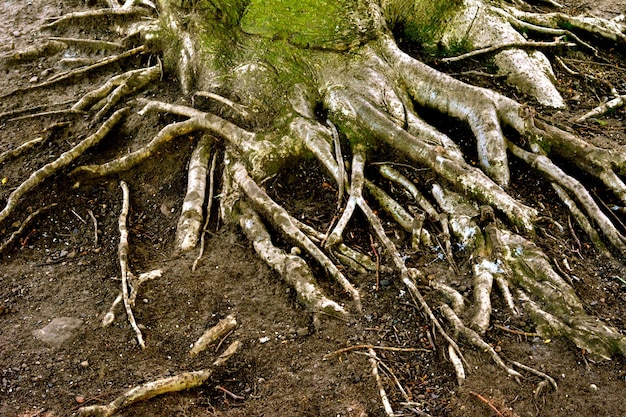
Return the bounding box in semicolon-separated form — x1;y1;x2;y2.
1;1;626;416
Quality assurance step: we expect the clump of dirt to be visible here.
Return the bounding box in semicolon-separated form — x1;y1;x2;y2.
1;1;626;417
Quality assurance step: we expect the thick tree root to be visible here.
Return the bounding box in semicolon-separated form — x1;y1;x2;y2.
78;368;216;417
0;108;127;224
177;135;213;251
238;203;348;318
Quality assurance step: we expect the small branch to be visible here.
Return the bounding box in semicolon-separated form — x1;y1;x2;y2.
442;41;574;63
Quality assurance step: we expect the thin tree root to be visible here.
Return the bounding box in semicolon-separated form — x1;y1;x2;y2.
48;37;124;51
43;7;152;29
0;136;47;166
576;95;626;123
190;315;237;356
78;368;217;417
177;135;213;251
0;46;146;100
367;348;395;417
73;65;161;121
448;343;465;386
0;204;58;255
442;40;574;63
323;345;430;360
440;304;523;379
0;107;127;224
70;116;203;180
510;360;558;392
117;181;146;349
101;269;162;327
0;41;67;66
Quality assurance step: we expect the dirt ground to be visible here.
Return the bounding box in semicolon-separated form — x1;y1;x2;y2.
1;1;626;416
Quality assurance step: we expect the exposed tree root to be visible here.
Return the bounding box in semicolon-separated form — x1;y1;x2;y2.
78;367;218;417
0;108;127;224
117;181;147;349
177;135;214;251
0;204;58;255
190;314;237;356
2;1;626;414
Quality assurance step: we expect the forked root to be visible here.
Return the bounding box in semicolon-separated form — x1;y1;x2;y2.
238;203;348;318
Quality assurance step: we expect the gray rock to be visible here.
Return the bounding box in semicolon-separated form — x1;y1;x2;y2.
33;317;83;348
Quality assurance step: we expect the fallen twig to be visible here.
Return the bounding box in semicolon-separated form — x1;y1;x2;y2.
190;315;238;356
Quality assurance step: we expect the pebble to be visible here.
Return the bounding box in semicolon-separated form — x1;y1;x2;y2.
29;76;39;83
589;383;598;391
33;317;83;348
13;30;21;37
80;360;89;368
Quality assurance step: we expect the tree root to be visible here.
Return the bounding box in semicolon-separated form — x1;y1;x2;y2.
190;314;237;356
0;204;58;255
576;95;626;123
0;108;127;224
177;135;214;251
78;367;217;417
117;181;147;349
1;46;147;100
237;202;348;318
43;7;152;30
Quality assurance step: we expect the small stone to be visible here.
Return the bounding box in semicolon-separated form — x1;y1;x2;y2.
296;327;309;337
13;31;21;37
33;317;83;348
494;345;502;353
589;383;598;391
380;279;391;287
75;395;85;404
259;336;270;344
29;76;39;83
59;250;69;258
290;247;301;255
80;361;89;368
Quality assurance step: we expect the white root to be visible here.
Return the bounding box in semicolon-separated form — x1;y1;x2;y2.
448;344;465;386
190;315;238;356
377;165;438;219
177;135;213;251
232;162;361;312
576;95;626;123
0;136;46;165
470;260;495;335
213;340;242;366
192;152;218;271
0;108;127;224
102;269;162;327
238;203;348;318
78;368;215;417
367;348;395;417
118;181;146;349
440;304;523;379
0;204;57;254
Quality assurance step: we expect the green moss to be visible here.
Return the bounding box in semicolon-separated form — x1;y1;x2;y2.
388;0;463;47
240;0;372;50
